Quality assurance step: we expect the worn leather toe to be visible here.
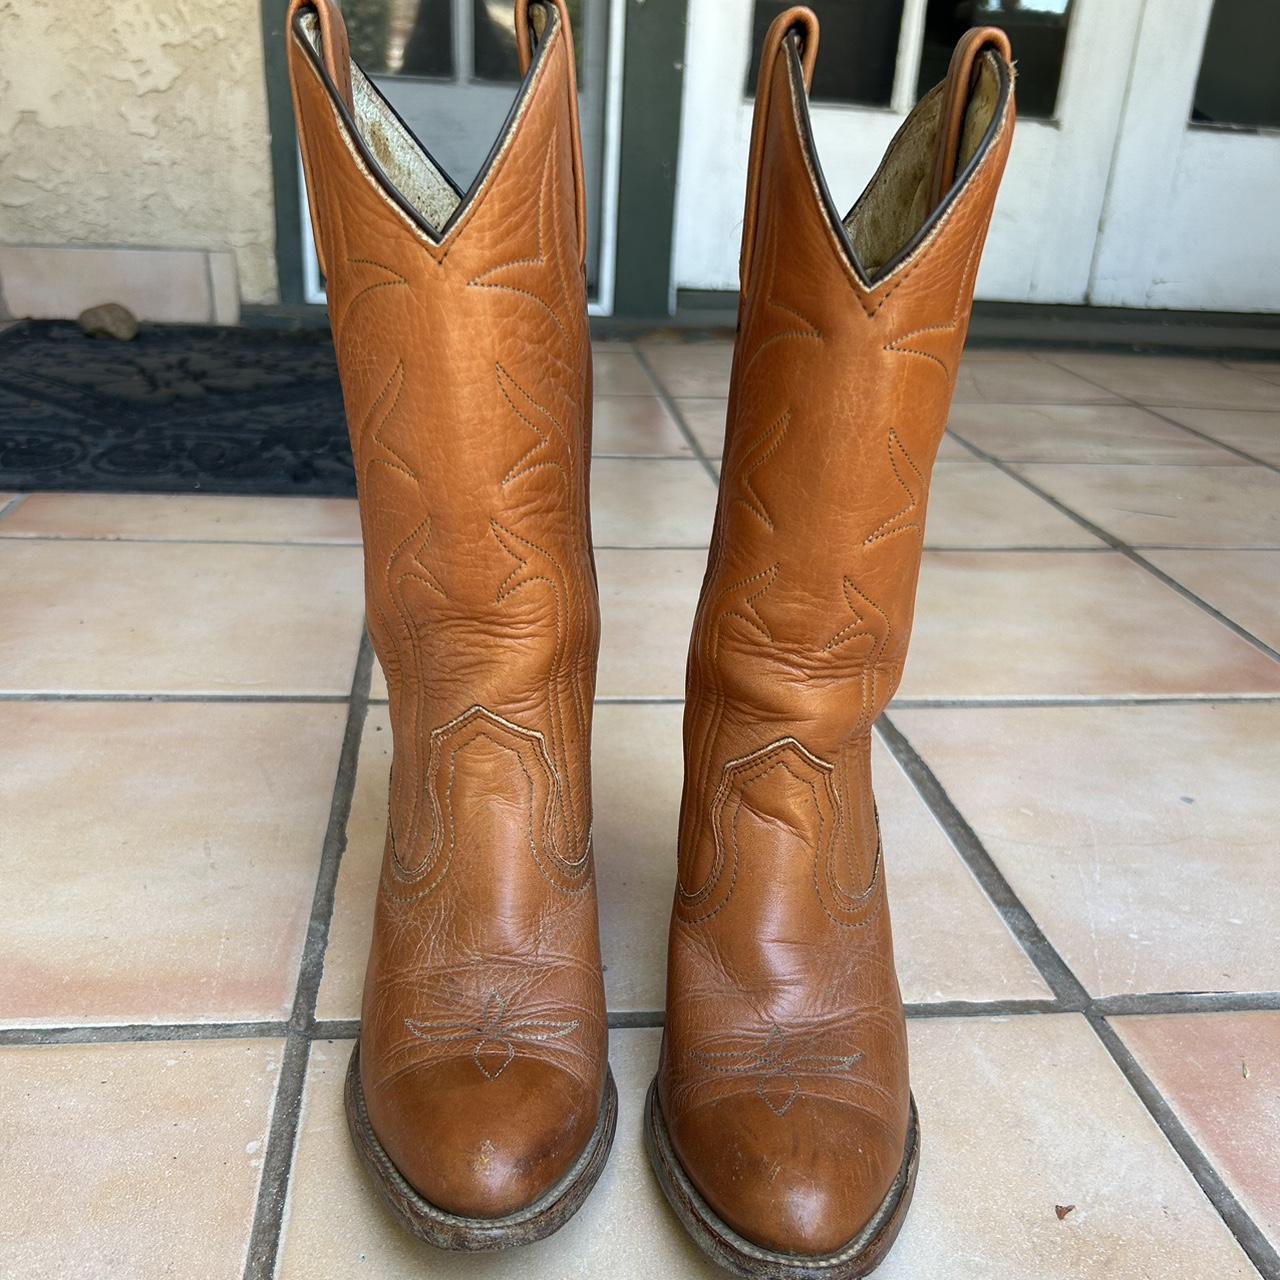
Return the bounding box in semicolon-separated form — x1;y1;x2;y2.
366;1054;600;1220
672;1094;905;1257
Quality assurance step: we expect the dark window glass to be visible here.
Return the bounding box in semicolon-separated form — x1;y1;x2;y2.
472;0;522;80
746;1;906;107
472;0;585;82
917;0;1071;120
1192;0;1280;130
343;0;454;78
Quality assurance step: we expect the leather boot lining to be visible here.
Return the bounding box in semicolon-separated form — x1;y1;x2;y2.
298;10;463;229
844;53;1003;275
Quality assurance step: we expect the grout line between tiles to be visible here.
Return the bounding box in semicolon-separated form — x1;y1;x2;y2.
888;694;1280;708
0;691;353;704
0;493;29;521
947;428;1280;664
593;451;701;460
594;543;710;551
1216;359;1280;388
606;1011;664;1029
0;1021;291;1046
1088;1013;1280;1280
10;990;1280;1048
879;711;1280;1280
630;345;724;487
242;630;373;1280
310;1019;361;1041
1031;352;1280;476
10;692;1280;709
877;715;1091;1005
1093;991;1280;1017
1136;405;1280;474
0;533;363;548
594;695;686;705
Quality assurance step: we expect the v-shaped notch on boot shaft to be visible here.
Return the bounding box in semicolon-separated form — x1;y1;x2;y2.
287;0;587;273
741;7;1015;296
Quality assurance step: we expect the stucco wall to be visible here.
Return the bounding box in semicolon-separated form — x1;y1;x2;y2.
0;0;279;305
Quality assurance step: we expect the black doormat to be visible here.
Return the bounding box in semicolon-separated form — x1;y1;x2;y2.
0;321;355;495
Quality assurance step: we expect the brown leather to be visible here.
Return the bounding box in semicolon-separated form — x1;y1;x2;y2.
287;0;607;1221
928;25;1014;208
657;12;1014;1259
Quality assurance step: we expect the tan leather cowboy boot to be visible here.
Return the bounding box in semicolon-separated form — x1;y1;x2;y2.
287;0;613;1249
646;10;1014;1277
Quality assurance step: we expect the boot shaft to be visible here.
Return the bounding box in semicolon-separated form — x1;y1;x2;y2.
287;0;599;858
681;15;1015;878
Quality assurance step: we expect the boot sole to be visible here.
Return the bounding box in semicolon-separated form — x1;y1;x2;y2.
345;1039;618;1251
644;1077;919;1280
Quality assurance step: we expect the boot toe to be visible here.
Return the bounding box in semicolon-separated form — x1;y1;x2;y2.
366;1054;600;1220
673;1094;905;1257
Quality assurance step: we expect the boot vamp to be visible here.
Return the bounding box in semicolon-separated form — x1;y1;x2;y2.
661;745;910;1256
366;1046;599;1219
359;715;607;1217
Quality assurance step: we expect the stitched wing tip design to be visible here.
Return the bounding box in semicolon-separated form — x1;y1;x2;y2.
692;1025;864;1117
824;576;889;658
490;517;556;603
716;563;780;646
741;216;825;381
863;427;923;547
881;231;986;378
390;511;447;601
495;359;571;486
465;134;572;340
731;410;790;531
406;990;581;1082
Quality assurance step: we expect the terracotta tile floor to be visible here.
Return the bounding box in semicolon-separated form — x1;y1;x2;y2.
2;342;1278;1279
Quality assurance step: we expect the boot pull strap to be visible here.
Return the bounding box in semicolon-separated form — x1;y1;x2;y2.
516;0;589;270
927;25;1011;210
740;6;819;296
287;0;356;281
293;0;354;113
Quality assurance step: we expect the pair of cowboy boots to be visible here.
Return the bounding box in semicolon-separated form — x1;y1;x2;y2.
288;3;1014;1275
